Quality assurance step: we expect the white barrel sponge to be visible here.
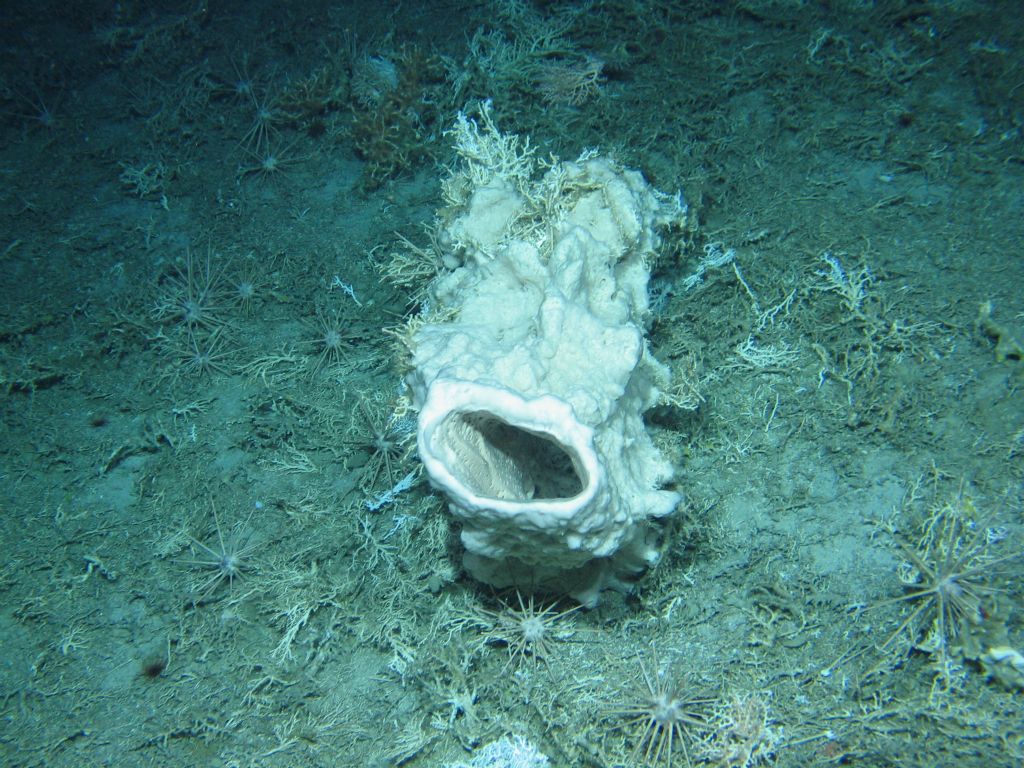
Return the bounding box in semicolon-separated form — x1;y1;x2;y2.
407;105;686;605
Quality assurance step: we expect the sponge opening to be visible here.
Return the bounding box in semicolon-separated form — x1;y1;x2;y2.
437;410;586;502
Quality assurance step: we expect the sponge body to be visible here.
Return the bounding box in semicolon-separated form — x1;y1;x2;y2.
408;111;684;603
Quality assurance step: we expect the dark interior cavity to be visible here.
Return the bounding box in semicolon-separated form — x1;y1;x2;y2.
438;410;585;502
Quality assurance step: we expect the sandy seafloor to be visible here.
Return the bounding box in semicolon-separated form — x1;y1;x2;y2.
1;1;1022;766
